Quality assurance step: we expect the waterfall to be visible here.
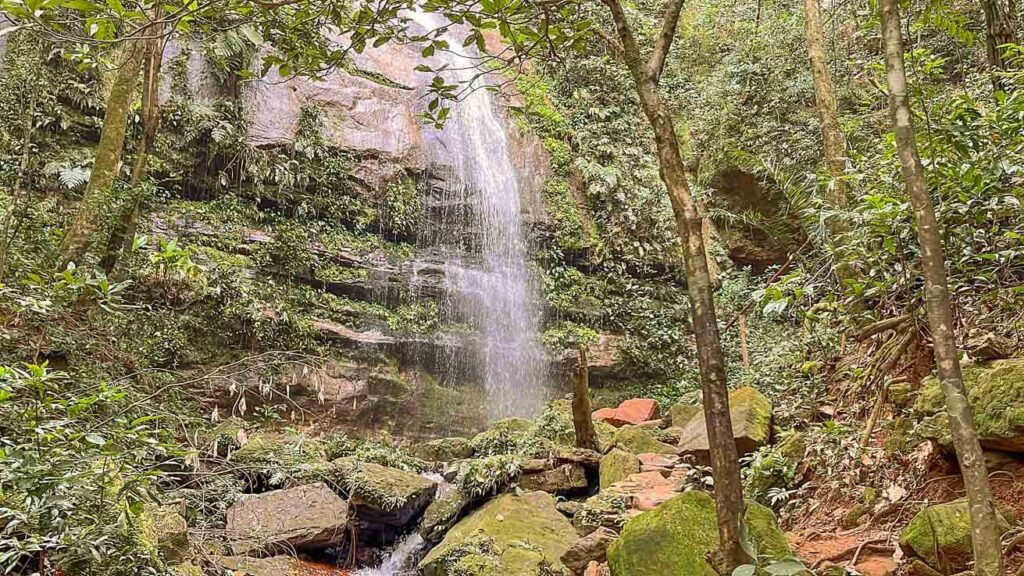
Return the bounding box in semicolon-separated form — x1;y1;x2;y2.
351;532;425;576
409;10;548;418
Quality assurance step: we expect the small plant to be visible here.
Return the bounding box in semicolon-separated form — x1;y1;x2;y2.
741;446;797;507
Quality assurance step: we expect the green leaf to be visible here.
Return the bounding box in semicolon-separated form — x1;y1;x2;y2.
732;566;756;576
84;433;106;446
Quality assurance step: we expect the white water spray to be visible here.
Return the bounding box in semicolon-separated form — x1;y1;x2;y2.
409;10;549;418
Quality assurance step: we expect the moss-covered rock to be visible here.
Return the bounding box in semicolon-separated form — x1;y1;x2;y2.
139;503;190;564
915;359;1024;452
677;386;772;460
420;487;472;544
612;425;676;455
606;491;790;576
898;498;1011;573
229;433;326;491
668;402;702;429
471;417;535;456
414;437;475;462
329;457;436;526
418;491;577;576
600;449;639;490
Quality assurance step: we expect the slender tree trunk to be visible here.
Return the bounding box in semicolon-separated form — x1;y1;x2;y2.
879;1;1004;574
101;24;164;274
601;0;750;569
981;0;1017;92
0;92;36;279
803;0;848;210
57;40;145;270
571;348;599;451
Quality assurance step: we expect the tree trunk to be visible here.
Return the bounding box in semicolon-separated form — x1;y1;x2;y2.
601;0;751;569
879;1;1004;574
571;348;600;451
101;24;164;274
981;0;1017;92
0;91;36;279
803;0;848;210
57;40;145;270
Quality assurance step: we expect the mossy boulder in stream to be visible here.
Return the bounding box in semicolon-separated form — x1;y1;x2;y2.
915;359;1024;452
329;457;436;527
606;491;790;576
418;491;577;576
899;498;1011;573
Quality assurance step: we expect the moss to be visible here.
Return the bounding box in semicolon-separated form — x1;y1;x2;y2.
898;498;1010;573
600;449;640;489
915;359;1024;451
471;417;537;456
230;433;327;490
669;401;702;428
330;457;435;512
415;437;476;462
612;425;677;455
606;491;790;576
138;503;190;564
730;386;773;446
418;491;576;576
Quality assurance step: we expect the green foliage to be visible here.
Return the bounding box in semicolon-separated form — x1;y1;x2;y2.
0;364;178;574
451;455;522;499
741;446;798;508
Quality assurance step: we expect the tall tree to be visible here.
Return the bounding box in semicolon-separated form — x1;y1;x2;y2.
803;0;848;211
599;0;750;569
879;0;1004;573
981;0;1017;92
57;40;145;269
100;16;165;274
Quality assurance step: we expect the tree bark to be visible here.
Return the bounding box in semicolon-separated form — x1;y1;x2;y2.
571;348;600;451
101;24;164;274
600;0;751;570
981;0;1017;92
879;0;1004;574
803;0;848;210
0;91;36;279
57;40;145;270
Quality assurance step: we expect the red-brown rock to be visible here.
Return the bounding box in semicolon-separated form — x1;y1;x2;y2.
592;399;659;427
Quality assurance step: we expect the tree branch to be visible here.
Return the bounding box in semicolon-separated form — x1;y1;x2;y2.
648;0;685;83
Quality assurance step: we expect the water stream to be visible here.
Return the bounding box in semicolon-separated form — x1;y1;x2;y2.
409;10;548;418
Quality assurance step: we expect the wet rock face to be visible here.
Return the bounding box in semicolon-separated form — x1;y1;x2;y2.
224;482;349;556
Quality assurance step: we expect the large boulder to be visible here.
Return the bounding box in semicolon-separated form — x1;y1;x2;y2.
599;449;639;490
606;491;790;576
677;386;772;459
414;437;475;462
224;482;349;556
420;486;472;544
519;460;589;495
211;555;299;576
915;359;1024;452
593;399;659;428
329;457;436;527
418;491;578;576
561;527;619;575
612;426;676;455
139;503;190;564
899;499;1011;573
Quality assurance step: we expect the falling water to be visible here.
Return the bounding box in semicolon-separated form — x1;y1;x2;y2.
351;532;425;576
409;10;548;418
